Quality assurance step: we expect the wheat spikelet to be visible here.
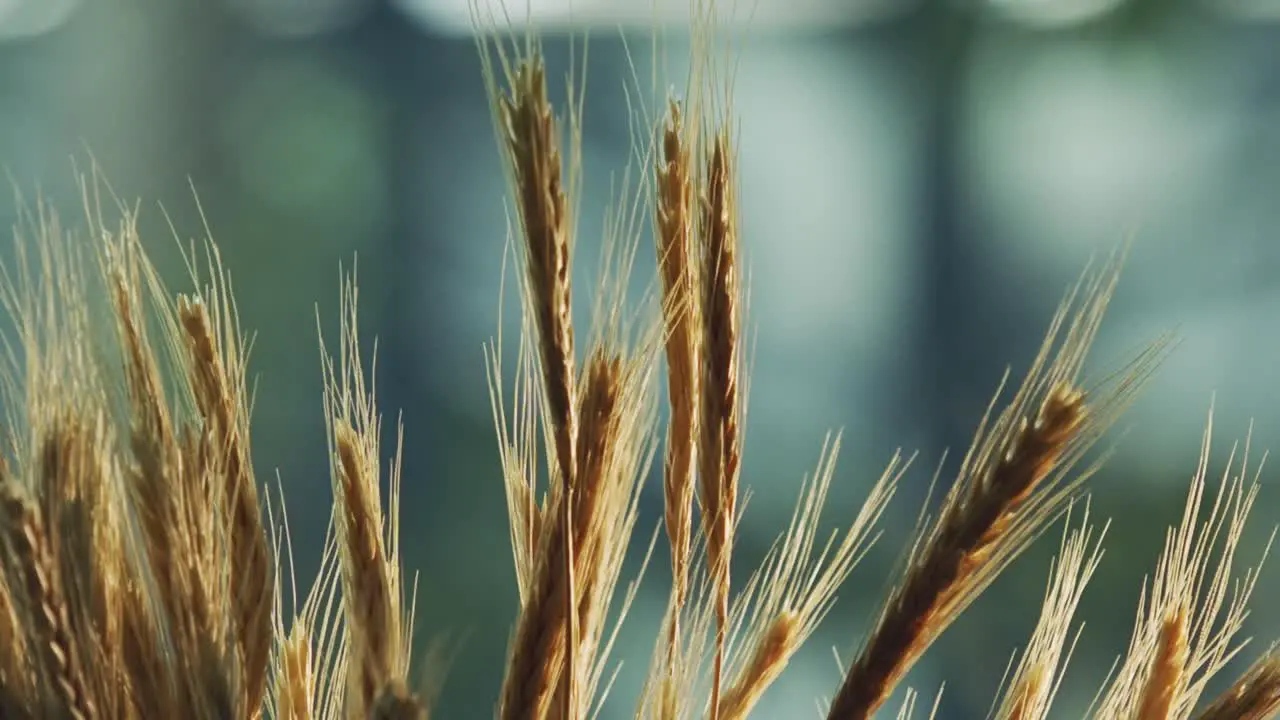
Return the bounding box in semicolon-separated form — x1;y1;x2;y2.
1137;609;1190;720
486;288;546;604
1004;665;1046;720
993;502;1107;720
499;54;580;497
274;621;313;720
1195;650;1280;720
717;611;795;720
268;488;349;720
332;421;398;715
710;437;905;720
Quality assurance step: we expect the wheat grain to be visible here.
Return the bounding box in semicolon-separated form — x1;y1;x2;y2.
275;622;313;720
1137;608;1189;720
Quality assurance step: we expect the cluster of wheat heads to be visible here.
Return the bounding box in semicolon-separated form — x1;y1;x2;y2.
0;187;429;720
474;7;1280;720
0;11;1277;720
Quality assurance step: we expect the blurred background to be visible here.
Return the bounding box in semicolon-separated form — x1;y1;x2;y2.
2;0;1280;715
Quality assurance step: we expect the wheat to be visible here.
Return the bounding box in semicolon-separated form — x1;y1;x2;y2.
320;270;421;720
0;2;1278;719
993;502;1107;720
827;249;1164;720
0;480;96;720
696;129;742;720
1137;609;1190;720
656;98;700;694
1195;650;1280;720
1090;414;1272;720
275;621;313;720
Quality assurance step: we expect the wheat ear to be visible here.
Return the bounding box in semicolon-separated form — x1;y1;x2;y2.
714;438;904;720
1092;414;1271;720
656;95;700;691
994;502;1107;720
828;254;1164;720
1194;650;1280;720
178;292;274;717
492;49;585;720
697;129;742;720
0;480;97;719
321;271;422;720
